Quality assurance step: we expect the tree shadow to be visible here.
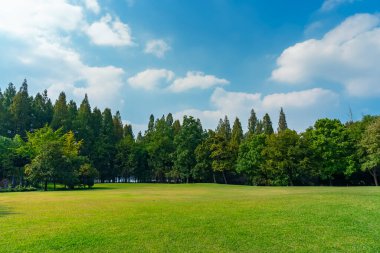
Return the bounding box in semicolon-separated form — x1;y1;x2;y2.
0;206;15;217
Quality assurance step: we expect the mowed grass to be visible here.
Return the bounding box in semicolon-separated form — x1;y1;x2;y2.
1;184;380;252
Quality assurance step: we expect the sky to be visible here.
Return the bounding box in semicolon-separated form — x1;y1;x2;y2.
0;0;379;134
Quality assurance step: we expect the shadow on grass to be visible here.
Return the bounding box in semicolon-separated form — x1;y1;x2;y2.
0;206;16;218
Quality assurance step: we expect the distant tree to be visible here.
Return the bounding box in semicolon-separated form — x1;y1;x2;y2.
79;163;98;188
113;111;124;142
360;118;380;186
31;90;53;130
277;107;288;132
74;95;93;156
166;113;174;126
10;79;32;137
231;117;243;171
173;116;203;183
147;114;155;133
237;134;266;185
309;119;352;185
263;113;274;135
248;109;258;136
172;120;181;136
123;124;134;139
194;130;214;182
255;120;264;134
51;92;69;131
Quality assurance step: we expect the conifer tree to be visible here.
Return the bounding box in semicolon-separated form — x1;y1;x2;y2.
10;79;32;137
263;113;274;135
248;109;258;135
231;117;243;146
51;92;69;131
278;107;288;132
113;111;124;142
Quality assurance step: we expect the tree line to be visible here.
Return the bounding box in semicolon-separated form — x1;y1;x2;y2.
0;80;379;190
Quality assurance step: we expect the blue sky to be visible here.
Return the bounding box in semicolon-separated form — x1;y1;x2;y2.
0;0;379;133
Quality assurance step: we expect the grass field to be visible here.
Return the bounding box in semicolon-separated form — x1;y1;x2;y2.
1;184;380;252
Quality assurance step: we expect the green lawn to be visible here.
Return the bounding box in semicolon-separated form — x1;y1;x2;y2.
1;184;380;252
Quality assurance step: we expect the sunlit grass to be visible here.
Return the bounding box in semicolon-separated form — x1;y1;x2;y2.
1;184;380;252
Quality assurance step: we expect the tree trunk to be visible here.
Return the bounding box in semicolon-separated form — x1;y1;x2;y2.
44;180;48;191
222;171;227;184
372;169;378;186
213;173;216;184
186;177;189;184
54;181;56;191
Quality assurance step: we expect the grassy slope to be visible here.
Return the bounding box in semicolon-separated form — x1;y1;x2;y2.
0;184;380;252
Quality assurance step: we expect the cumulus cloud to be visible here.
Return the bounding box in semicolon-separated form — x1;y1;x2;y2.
0;0;83;38
168;71;229;93
0;0;127;109
86;14;134;46
128;69;175;90
174;88;339;131
144;39;171;58
320;0;357;12
84;0;100;14
271;14;380;97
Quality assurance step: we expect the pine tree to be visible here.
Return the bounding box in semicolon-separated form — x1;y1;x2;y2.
231;117;243;146
278;107;288;132
172;119;181;136
113;111;124;142
263;113;274;135
51;92;69;131
248;109;258;136
123;124;134;139
67;100;78;130
216;116;231;141
166;113;174;126
147;114;155;133
75;94;93;155
10;79;32;137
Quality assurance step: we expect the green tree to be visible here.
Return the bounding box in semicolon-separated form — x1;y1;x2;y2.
277;107;288;132
51;92;69;131
263;113;274;135
248;109;258;136
359;118;380;186
10;79;32;137
173;116;203;183
309;119;352;185
237;134;266;185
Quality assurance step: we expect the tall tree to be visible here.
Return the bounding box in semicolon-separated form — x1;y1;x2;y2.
248;109;258;136
113;111;124;142
74;95;93;155
277;107;288;132
10;79;32;137
51;92;69;131
263;113;274;135
173;116;203;183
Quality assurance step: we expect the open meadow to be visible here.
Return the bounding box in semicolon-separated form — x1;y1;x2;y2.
1;184;380;252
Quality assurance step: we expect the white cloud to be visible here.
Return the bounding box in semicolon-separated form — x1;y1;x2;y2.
320;0;357;12
168;71;229;93
86;14;134;46
0;0;83;38
84;0;100;14
271;14;380;97
144;39;171;58
0;0;127;109
174;88;339;132
128;69;175;90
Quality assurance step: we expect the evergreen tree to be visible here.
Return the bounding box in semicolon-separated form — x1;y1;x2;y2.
166;113;174;126
67;100;78;130
172;120;181;136
231;117;243;147
263;113;274;135
248;109;258;136
75;95;93;155
255;120;264;134
123;124;134;139
51;92;69;131
277;107;288;132
113;111;124;142
147;114;155;133
32;90;53;130
10;79;32;137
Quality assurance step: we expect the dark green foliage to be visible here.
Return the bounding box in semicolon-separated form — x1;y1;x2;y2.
248;109;258;136
51;92;69;131
173;116;203;183
263;113;274;135
277;107;288;132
